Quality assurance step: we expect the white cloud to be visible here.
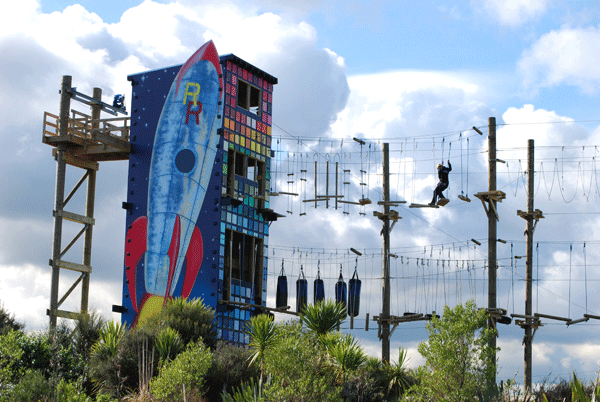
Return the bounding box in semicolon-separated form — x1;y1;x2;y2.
0;0;350;335
475;0;549;27
518;26;600;94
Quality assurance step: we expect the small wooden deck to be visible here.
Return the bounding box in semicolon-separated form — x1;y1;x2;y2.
43;110;131;169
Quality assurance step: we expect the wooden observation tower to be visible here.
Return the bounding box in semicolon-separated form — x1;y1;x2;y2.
42;75;130;327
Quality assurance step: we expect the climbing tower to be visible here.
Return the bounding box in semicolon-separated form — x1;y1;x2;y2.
120;44;278;345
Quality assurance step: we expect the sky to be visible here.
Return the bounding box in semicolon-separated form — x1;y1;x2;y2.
2;0;600;386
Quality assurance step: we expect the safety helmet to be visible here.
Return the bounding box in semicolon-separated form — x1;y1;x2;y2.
437;163;442;169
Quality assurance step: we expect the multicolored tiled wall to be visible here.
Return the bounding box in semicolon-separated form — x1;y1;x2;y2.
216;55;277;344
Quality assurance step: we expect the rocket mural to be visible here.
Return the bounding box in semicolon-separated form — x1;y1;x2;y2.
124;41;224;325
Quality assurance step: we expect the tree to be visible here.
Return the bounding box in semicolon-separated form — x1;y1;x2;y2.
0;302;24;336
411;300;498;401
299;300;346;337
246;314;279;383
320;332;366;383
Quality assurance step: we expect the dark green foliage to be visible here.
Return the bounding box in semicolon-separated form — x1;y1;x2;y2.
222;378;265;402
247;314;279;382
146;297;217;348
299;300;347;336
340;357;390;401
411;300;498;402
262;321;341;402
150;340;212;401
0;302;24;336
7;369;50;402
72;312;106;395
89;321;131;399
340;352;416;402
204;341;260;401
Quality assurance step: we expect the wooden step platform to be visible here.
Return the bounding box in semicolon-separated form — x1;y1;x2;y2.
409;203;439;208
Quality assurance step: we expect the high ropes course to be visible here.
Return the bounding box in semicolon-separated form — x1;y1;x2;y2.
265;118;600;386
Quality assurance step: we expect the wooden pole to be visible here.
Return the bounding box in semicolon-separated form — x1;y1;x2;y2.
487;117;497;387
381;143;391;363
81;88;101;314
49;76;71;328
524;139;534;391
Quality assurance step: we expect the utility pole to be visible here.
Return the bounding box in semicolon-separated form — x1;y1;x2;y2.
487;117;498;386
381;143;391;363
524;139;535;390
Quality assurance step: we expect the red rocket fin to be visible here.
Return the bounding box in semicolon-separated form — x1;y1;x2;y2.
181;225;204;298
125;216;147;312
164;215;181;303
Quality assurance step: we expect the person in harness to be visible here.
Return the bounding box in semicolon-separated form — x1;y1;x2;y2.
429;160;452;206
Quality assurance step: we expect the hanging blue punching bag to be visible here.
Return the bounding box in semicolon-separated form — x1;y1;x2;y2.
335;265;347;309
276;262;288;308
348;268;361;317
314;272;325;303
296;266;308;312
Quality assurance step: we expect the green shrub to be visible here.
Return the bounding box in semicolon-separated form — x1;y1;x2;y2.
263;321;341;402
150;340;212;401
205;341;260;401
146;297;217;349
7;369;50;402
410;300;498;402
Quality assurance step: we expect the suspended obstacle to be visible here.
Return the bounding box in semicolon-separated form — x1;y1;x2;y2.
296;266;308;312
335;265;347;309
276;261;288;309
314;262;325;303
348;266;361;317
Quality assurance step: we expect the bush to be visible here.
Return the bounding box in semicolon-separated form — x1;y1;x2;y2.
146;297;217;349
263;321;341;402
150;340;212;401
410;300;498;401
204;341;260;401
7;369;50;402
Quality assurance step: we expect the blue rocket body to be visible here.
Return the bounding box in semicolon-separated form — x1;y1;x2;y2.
124;41;223;322
145;42;223;297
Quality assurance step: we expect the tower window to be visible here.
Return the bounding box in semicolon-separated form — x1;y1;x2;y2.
237;80;261;116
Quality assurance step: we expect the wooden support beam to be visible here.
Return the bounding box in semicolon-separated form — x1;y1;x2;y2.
53;259;92;273
218;300;299;316
535;313;571;322
55;210;95;226
567;317;589;326
584;314;600;320
47;308;82;321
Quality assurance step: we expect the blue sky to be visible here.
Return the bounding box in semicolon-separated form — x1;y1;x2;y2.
2;0;600;386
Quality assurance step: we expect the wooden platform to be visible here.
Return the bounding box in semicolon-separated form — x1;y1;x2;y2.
43;110;131;168
409;203;439;208
437;198;449;207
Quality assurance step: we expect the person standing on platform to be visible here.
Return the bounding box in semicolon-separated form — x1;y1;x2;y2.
429;160;452;206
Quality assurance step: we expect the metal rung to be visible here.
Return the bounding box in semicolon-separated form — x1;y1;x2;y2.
55;210;95;225
55;259;92;273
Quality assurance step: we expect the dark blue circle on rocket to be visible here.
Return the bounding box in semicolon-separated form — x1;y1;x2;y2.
175;149;196;173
